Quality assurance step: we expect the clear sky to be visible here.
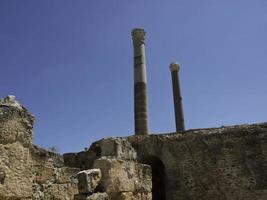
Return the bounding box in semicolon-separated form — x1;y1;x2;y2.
1;0;267;153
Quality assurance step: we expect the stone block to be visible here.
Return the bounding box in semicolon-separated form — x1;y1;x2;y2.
34;166;54;184
0;96;34;147
93;158;136;194
98;138;137;160
93;158;152;196
56;167;80;184
135;164;152;193
77;169;102;194
35;182;78;200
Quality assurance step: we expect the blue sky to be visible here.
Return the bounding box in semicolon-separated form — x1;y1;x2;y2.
1;0;267;153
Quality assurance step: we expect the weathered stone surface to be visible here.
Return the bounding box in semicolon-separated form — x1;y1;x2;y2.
127;123;267;200
135;164;152;193
117;192;152;200
87;193;109;200
95;138;137;160
34;182;78;200
64;147;99;170
93;158;151;198
0;96;34;199
0;168;5;184
0;142;33;199
0;95;23;110
0;95;34;147
56;167;80;184
2;96;267;200
32;146;79;200
74;192;109;200
77;169;102;194
0;96;79;200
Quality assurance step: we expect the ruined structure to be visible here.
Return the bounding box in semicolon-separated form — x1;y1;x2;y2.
1;29;267;200
1;96;267;200
0;96;79;200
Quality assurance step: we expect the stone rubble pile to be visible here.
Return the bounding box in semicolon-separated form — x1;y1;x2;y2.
91;138;152;200
71;138;153;200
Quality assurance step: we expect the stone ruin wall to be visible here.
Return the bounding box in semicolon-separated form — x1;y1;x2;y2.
1;95;267;200
0;96;80;200
126;125;267;200
0;96;151;200
65;124;267;200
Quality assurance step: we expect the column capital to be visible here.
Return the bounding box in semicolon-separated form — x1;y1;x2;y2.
132;28;146;45
170;62;181;72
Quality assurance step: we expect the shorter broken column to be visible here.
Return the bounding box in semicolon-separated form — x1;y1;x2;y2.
170;62;185;132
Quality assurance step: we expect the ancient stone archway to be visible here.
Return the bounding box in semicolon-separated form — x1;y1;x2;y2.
142;156;166;200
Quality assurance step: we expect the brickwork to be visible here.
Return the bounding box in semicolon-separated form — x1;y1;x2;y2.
128;124;267;200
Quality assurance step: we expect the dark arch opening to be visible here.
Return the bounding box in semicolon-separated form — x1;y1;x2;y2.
142;156;166;200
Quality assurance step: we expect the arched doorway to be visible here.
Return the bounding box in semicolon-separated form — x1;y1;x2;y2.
142;156;166;200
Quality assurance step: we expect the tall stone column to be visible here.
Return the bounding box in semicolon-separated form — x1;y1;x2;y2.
132;28;149;135
170;62;185;132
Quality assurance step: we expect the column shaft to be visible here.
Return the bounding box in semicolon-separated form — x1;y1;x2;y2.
132;28;149;135
170;63;185;132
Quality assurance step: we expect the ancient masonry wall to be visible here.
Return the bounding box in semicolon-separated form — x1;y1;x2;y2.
1;96;267;200
65;123;267;200
0;96;79;200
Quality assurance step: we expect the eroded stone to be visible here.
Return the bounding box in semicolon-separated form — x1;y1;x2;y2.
118;192;152;200
74;193;109;200
97;138;137;160
93;158;152;198
77;169;102;194
0;168;5;184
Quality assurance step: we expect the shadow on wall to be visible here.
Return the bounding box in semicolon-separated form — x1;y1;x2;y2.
142;156;166;200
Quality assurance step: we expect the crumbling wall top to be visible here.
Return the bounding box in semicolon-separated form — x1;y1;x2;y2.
0;95;35;147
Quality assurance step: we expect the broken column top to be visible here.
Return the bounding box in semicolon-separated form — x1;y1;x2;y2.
132;28;146;44
170;62;181;72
